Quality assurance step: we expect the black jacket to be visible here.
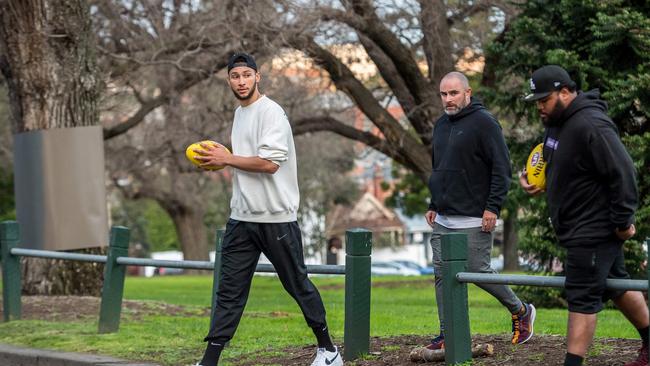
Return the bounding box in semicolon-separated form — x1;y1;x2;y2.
427;97;511;217
543;90;637;246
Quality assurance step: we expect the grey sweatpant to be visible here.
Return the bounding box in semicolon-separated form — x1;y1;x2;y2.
430;223;523;334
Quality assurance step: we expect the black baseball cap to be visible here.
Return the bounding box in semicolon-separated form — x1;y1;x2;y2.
227;52;257;73
523;65;576;102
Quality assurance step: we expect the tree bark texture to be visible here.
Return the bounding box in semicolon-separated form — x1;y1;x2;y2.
21;248;106;296
0;0;100;133
161;200;210;263
503;212;519;271
410;343;494;362
0;0;104;295
153;196;210;276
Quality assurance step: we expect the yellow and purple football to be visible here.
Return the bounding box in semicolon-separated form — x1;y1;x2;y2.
526;143;546;189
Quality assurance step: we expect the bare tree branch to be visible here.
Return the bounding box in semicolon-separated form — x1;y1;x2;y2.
293;37;407;143
319;2;437;106
103;57;229;140
96;0;291;139
447;1;492;26
357;34;433;145
447;0;524;26
103;94;167;140
293;116;385;150
292;115;425;178
420;0;454;83
289;33;431;178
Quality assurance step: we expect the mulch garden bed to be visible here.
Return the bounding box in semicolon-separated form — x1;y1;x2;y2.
0;296;642;365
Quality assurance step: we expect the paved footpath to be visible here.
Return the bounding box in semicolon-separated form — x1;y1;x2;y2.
0;343;161;366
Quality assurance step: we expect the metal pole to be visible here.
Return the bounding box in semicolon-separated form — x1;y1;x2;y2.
0;221;21;321
456;272;647;291
210;229;225;326
441;233;472;365
11;248;107;263
98;226;130;333
344;228;372;361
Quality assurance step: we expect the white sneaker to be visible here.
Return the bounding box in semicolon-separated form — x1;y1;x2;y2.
310;346;343;366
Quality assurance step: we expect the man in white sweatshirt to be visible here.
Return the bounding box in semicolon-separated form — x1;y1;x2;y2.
193;53;342;366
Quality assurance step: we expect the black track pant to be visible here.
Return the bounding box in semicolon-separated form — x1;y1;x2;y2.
204;219;328;342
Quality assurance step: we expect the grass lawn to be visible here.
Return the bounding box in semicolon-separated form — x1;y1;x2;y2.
0;275;637;365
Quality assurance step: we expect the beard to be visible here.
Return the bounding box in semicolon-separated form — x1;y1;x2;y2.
231;80;257;100
444;97;469;116
542;99;566;127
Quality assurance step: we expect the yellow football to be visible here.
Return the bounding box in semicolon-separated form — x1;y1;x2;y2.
185;141;230;171
526;143;546;190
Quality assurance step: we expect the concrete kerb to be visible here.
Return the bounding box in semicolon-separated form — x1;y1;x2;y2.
0;343;160;366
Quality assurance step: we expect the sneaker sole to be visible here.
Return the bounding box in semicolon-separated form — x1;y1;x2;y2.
518;304;536;344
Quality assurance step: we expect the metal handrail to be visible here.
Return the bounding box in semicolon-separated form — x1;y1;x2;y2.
116;257;213;270
10;247;346;274
11;248;107;263
456;272;648;291
1;222;371;359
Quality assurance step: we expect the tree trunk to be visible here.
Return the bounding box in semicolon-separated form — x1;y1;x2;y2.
160;200;210;274
0;0;103;295
503;212;519;271
21;248;106;296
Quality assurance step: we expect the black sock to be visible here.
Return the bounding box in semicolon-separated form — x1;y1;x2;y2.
564;352;584;366
312;326;335;352
638;326;649;346
200;341;224;366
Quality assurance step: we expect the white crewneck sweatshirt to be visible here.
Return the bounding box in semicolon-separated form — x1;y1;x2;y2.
229;95;299;223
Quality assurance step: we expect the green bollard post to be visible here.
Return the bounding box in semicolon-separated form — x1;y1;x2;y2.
344;228;372;361
210;229;225;326
441;233;472;365
0;221;21;322
98;226;130;334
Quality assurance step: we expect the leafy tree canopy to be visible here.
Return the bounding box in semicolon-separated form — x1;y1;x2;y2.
484;0;650;134
483;0;650;280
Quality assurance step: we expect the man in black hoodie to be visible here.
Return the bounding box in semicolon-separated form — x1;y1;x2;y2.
520;65;649;366
425;71;536;350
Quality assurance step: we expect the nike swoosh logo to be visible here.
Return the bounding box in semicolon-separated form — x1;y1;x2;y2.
210;342;222;346
276;234;288;240
325;352;339;365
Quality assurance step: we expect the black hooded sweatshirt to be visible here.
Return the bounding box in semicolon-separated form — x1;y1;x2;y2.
427;97;511;218
543;90;637;246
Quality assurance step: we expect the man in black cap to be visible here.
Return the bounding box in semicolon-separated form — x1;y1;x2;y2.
520;65;649;366
193;52;342;366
